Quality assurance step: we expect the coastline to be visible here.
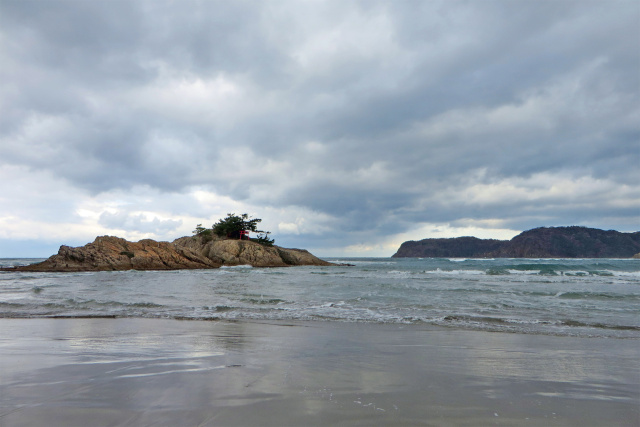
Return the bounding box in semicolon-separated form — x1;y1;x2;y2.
1;318;638;426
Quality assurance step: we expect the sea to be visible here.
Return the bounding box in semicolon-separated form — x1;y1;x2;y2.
1;257;639;339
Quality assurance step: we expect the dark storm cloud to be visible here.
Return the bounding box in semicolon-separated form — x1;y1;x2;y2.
1;0;638;252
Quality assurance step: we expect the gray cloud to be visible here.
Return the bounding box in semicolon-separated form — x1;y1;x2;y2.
99;211;182;234
1;0;638;255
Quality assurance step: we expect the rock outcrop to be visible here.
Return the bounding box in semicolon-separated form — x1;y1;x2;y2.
173;235;332;267
4;235;332;272
393;227;640;258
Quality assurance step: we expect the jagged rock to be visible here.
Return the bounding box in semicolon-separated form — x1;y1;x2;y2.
172;235;332;267
5;236;220;272
4;235;332;272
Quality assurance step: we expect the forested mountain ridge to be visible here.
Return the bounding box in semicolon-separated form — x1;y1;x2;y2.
392;227;640;258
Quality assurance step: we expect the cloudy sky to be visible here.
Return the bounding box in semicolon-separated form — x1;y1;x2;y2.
1;0;638;257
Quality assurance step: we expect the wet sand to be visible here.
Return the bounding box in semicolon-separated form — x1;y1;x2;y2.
0;318;638;426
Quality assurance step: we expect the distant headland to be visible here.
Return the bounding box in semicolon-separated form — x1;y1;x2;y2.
393;226;640;258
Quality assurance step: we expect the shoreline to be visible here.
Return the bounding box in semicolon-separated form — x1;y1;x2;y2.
1;318;638;426
0;315;638;339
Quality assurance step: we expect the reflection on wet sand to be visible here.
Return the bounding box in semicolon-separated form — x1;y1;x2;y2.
0;318;638;426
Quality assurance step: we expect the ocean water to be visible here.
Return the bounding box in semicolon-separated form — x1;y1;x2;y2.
1;257;639;338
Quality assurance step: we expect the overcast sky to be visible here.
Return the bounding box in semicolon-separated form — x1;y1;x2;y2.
1;0;638;257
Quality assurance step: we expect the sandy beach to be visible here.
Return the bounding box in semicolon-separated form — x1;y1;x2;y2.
0;318;638;426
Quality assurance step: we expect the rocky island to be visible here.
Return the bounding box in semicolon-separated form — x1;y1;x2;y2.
393;226;640;258
2;234;332;272
2;213;335;272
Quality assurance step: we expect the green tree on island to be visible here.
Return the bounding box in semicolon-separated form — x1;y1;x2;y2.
254;231;275;247
194;213;275;246
212;213;261;237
